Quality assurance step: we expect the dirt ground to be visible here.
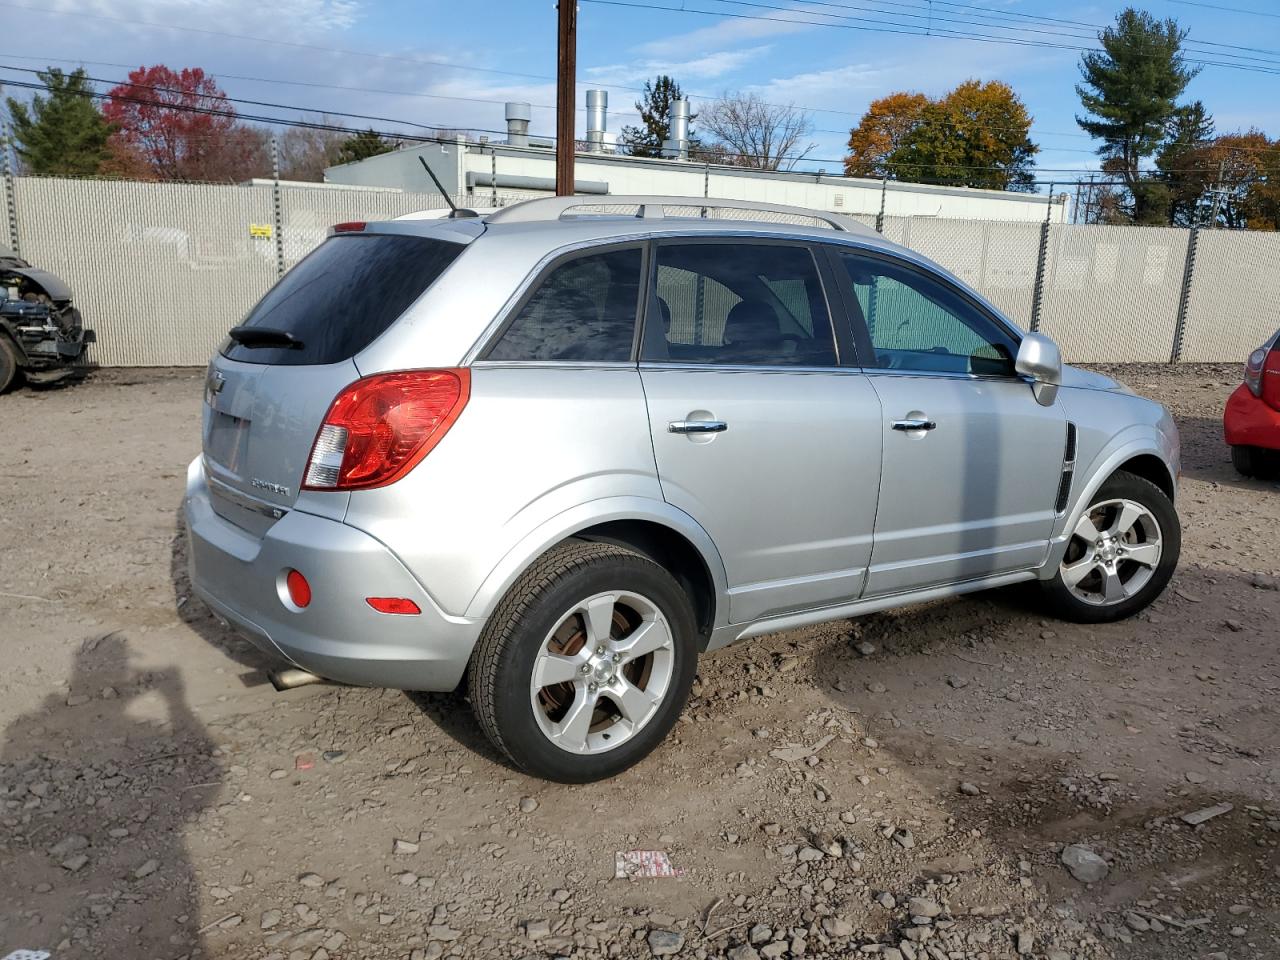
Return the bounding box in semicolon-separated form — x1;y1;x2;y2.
1;364;1276;960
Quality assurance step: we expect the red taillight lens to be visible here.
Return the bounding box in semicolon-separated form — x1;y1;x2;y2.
332;221;366;233
286;569;312;608
302;369;470;491
366;597;422;615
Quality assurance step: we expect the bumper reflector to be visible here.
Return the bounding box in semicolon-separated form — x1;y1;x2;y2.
366;597;422;615
286;569;312;608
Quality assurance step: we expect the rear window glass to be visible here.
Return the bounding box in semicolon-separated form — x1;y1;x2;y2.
222;233;463;365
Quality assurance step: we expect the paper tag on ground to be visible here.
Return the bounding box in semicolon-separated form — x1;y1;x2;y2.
4;951;53;960
615;850;683;879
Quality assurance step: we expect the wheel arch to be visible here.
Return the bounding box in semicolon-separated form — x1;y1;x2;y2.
464;497;729;644
572;519;718;645
1044;432;1179;575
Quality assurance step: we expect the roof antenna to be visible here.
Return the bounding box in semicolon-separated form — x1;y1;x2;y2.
418;155;477;218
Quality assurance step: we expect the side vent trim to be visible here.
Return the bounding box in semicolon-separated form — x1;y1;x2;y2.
1055;422;1077;514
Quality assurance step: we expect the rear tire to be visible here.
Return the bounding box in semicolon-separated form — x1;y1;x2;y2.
468;540;698;783
1232;444;1280;480
1040;470;1180;624
0;336;20;394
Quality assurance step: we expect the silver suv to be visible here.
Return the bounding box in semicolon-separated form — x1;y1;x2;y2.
186;196;1181;782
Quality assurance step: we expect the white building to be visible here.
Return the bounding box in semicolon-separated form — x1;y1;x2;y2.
324;95;1069;224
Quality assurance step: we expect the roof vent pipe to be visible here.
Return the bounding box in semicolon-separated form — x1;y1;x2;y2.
585;90;608;153
505;102;531;148
662;98;691;160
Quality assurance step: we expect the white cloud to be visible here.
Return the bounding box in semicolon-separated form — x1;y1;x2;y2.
584;45;771;89
43;0;363;35
636;9;813;58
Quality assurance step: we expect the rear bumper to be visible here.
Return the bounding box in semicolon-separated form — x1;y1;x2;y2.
1224;384;1280;451
184;457;482;691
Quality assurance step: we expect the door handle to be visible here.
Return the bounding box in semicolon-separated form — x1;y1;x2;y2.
668;419;728;434
892;418;936;432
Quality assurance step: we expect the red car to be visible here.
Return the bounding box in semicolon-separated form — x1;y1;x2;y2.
1224;329;1280;478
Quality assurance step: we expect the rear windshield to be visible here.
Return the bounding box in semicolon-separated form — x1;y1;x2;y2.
222;233;463;365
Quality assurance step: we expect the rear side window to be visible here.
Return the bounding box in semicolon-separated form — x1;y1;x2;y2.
222;233;463;366
643;242;836;367
486;247;643;362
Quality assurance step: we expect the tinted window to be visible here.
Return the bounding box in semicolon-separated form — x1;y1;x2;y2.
837;252;1017;376
223;233;463;366
644;243;836;366
487;247;642;362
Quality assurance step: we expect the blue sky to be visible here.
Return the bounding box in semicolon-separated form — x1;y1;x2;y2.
5;0;1280;187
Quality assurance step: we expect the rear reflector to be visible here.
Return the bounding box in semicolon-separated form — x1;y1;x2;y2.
286;569;312;608
366;597;422;615
332;221;366;233
303;369;470;491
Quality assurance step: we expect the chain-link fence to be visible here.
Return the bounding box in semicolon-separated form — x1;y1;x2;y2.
3;173;1277;367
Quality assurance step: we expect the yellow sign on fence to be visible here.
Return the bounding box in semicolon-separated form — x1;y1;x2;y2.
249;223;273;238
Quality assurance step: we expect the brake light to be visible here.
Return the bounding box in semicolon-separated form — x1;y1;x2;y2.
302;369;470;490
1245;347;1267;396
332;221;366;233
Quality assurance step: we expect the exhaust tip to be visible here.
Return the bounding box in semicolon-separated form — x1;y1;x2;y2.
269;667;327;691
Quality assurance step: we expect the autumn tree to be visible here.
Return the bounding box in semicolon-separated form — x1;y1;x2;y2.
278;121;348;180
889;80;1037;190
103;65;267;181
844;92;929;178
6;67;112;176
1076;8;1199;223
619;76;694;159
845;82;1036;190
335;129;396;165
700;92;813;170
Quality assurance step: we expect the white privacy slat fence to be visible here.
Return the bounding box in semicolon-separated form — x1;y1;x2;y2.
5;174;1277;366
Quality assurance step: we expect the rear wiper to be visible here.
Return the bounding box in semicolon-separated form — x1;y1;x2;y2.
227;326;305;349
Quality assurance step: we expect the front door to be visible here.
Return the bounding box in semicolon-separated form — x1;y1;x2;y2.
830;248;1067;596
640;239;883;624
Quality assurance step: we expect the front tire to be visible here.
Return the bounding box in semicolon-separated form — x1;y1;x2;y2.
468;540;698;783
1040;470;1180;624
0;336;20;394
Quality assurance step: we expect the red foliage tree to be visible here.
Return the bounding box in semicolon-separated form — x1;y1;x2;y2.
103;65;267;182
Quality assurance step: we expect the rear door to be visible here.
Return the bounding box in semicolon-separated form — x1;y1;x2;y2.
829;247;1066;596
639;238;883;624
204;230;464;534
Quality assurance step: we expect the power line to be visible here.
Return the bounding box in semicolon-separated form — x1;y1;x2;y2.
581;0;1280;75
799;0;1280;62
1166;0;1280;19
9;72;1260;182
0;63;542;141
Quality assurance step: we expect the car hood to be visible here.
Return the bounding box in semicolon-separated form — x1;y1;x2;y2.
1060;365;1135;395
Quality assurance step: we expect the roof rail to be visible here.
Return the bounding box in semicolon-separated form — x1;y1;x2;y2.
485;195;874;235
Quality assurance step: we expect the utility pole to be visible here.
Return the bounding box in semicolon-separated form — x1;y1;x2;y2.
1207;158;1227;229
555;0;576;197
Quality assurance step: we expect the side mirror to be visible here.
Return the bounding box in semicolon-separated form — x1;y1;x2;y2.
1015;332;1062;407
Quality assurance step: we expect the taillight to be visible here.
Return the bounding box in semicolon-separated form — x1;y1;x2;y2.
332;221;366;233
1245;347;1267;396
303;369;470;491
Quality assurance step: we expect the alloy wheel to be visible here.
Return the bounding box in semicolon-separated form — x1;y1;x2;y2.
1060;498;1163;606
528;591;675;755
